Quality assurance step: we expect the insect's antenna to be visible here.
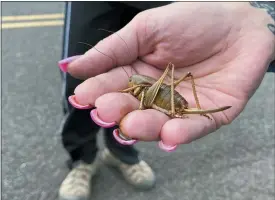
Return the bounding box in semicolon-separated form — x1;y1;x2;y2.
77;41;119;70
78;41;130;78
97;28;134;78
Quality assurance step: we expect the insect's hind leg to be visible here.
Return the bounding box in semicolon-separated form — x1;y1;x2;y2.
170;63;176;117
188;74;211;119
172;72;211;120
170;72;201;108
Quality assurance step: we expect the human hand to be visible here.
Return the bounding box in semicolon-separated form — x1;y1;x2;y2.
58;2;275;151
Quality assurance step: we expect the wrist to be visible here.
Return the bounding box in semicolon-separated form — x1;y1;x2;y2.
237;2;275;63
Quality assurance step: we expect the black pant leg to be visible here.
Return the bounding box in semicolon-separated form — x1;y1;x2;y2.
60;2;171;167
267;60;275;73
60;109;100;165
61;2;119;165
104;127;140;164
60;2;142;166
60;2;113;165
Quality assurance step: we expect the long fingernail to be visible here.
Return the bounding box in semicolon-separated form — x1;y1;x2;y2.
68;95;93;109
158;141;177;152
58;55;82;72
113;129;138;145
90;109;116;128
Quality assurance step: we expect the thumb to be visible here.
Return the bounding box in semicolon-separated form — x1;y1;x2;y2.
66;16;142;80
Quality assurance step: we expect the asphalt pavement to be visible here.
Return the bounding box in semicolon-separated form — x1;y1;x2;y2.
2;2;275;200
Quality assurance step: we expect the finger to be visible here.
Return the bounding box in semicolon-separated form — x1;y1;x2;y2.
94;92;170;140
94;92;140;123
94;92;170;141
119;109;170;141
67;22;139;79
159;116;217;147
73;66;132;106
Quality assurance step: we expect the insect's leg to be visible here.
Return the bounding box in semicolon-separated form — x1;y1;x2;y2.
138;90;145;110
170;63;175;117
152;104;188;119
172;72;211;119
189;73;201;110
119;85;140;93
188;74;212;119
143;62;172;107
182;106;231;114
119;84;149;93
172;72;192;88
171;72;202;108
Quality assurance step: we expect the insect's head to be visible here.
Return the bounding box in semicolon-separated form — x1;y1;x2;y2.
128;76;134;87
128;74;148;86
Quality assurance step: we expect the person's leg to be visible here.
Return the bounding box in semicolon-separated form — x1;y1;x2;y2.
61;2;172;166
60;1;110;167
102;127;156;189
59;2;172;199
59;2;115;200
58;2;154;199
60;1;142;166
267;60;275;73
104;127;139;164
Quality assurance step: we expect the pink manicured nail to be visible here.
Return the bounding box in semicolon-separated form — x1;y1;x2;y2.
113;129;137;145
68;95;93;109
158;141;177;152
58;55;82;72
90;109;116;128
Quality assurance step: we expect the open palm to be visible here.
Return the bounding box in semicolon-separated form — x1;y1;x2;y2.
62;2;274;150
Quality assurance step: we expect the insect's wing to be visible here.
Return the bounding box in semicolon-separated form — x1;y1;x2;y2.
143;82;162;107
143;65;171;107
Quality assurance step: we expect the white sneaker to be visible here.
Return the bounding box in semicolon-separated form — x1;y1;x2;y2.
58;160;98;200
100;148;156;190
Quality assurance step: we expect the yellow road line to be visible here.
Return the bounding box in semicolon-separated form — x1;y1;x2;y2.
1;20;64;29
2;13;64;22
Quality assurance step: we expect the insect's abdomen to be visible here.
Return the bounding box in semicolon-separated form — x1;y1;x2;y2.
154;84;188;110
